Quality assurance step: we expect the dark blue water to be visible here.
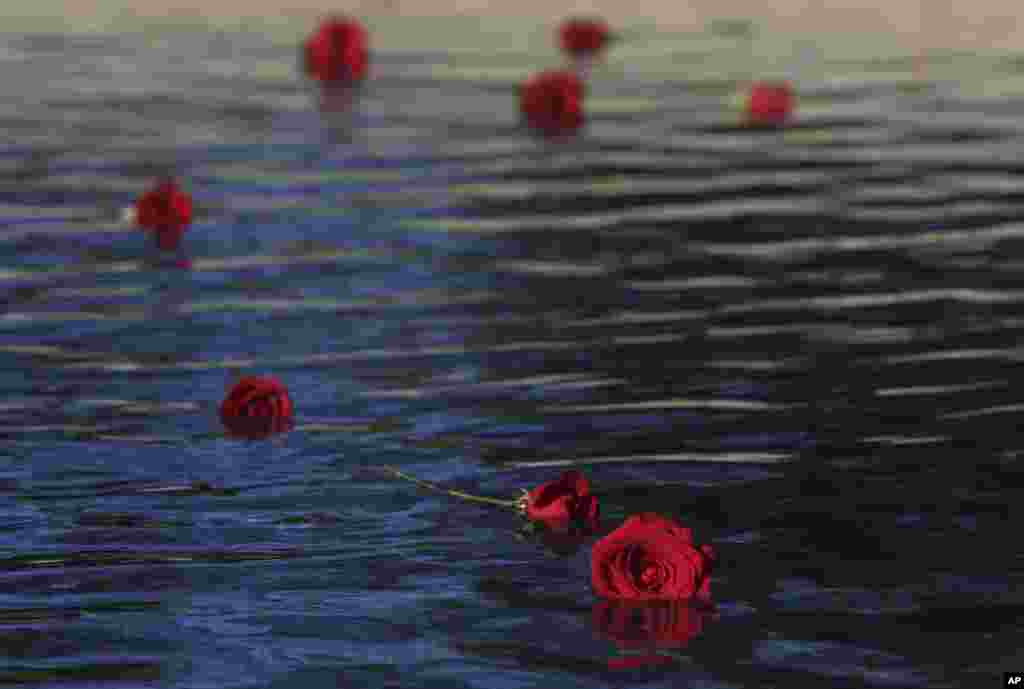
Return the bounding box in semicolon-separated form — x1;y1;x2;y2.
0;20;1022;689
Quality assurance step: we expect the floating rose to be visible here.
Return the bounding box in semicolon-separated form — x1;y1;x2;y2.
518;469;598;528
520;69;584;139
135;178;192;251
745;81;794;127
219;376;294;439
558;17;616;60
591;513;716;601
303;15;369;85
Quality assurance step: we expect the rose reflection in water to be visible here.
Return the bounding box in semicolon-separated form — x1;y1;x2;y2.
144;251;192;272
219;376;295;440
516;516;598;557
142;247;193;323
593;599;717;670
315;84;363;145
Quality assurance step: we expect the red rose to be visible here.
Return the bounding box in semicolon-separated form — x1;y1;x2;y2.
520;469;598;526
746;81;794;126
591;513;716;601
219;376;294;439
558;17;615;59
135;178;191;251
593;599;713;649
303;16;369;84
519;70;584;138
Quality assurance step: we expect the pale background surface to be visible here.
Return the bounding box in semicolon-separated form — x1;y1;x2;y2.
3;0;1019;54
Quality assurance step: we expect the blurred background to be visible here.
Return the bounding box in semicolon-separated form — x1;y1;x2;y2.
10;0;1023;52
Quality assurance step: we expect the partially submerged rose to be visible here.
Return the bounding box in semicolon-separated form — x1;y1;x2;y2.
219;376;294;439
518;469;598;528
558;17;616;59
591;513;716;601
303;15;369;85
135;178;192;251
519;69;584;139
745;81;794;127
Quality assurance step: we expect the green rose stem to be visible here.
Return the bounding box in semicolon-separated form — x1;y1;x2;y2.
379;466;701;512
378;466;523;510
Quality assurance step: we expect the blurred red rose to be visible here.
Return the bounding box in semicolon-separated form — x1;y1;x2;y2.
520;70;584;138
558;17;615;59
303;16;369;84
593;599;713;649
135;178;191;251
219;376;294;439
746;81;794;126
520;469;598;527
591;513;716;601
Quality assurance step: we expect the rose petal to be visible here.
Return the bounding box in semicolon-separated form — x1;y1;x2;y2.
561;469;590;496
591;513;714;601
525;469;599;524
220;376;293;439
136;180;191;240
559;18;612;57
576;493;599;524
520;70;584;138
304;17;369;83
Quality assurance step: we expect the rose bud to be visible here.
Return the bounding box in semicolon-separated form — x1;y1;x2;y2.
745;81;794;127
558;17;617;60
519;69;584;138
591;513;716;601
302;15;369;85
135;178;192;251
519;469;599;528
219;376;295;439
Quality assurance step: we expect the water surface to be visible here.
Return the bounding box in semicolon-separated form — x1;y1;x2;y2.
0;16;1021;689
